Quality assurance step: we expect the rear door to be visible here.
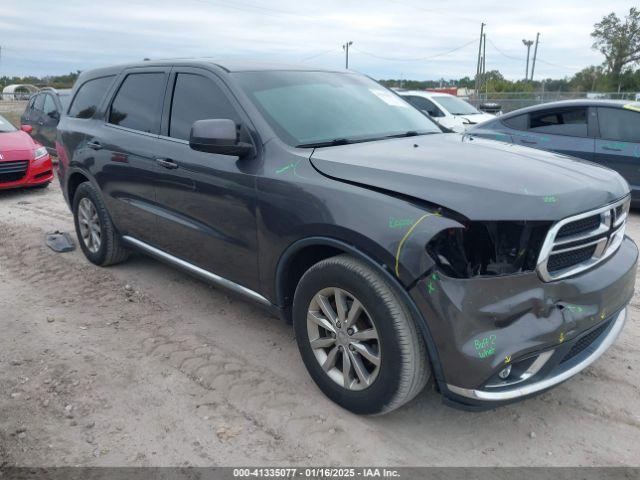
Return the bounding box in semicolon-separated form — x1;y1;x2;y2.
40;93;60;151
29;94;46;141
152;67;260;291
97;68;169;242
21;95;37;126
513;106;595;161
595;106;640;201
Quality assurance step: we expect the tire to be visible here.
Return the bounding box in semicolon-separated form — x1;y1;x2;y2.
72;182;129;266
293;254;430;415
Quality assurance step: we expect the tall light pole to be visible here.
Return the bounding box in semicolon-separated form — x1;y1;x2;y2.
530;32;540;81
343;41;353;69
522;39;534;82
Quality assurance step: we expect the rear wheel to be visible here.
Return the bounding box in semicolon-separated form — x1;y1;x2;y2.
72;182;129;266
293;254;430;414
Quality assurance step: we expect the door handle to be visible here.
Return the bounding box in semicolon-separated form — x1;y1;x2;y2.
87;141;102;150
521;139;537;145
602;146;622;152
156;158;178;169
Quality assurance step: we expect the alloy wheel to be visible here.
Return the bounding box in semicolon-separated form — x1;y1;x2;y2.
306;287;381;390
78;197;102;254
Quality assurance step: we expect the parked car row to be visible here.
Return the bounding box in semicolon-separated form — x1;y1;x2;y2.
20;87;71;155
468;100;640;206
398;90;496;132
47;60;635;414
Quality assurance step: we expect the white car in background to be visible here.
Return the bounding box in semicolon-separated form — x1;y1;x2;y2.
398;90;495;133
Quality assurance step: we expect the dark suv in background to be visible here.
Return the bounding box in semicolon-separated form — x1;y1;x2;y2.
468;100;640;205
21;87;71;154
56;60;637;414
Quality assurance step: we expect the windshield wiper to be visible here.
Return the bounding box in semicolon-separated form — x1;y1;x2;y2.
296;138;352;148
385;130;439;139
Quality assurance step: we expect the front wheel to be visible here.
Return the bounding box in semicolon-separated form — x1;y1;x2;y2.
293;254;430;414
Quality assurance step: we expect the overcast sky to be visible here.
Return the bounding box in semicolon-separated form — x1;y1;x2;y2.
0;1;634;80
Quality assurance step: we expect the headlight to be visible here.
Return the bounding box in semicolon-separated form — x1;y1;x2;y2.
426;221;550;278
34;146;48;160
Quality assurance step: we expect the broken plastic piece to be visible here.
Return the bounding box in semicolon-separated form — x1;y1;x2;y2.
45;231;75;253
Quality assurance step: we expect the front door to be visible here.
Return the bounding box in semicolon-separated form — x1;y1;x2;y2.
595;106;640;202
153;68;260;291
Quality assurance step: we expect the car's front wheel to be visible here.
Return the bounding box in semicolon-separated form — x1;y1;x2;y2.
72;182;129;266
293;254;430;414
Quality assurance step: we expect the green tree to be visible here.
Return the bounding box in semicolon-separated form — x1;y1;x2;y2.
591;7;640;92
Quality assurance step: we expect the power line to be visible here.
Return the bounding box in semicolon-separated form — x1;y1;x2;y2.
487;37;582;72
351;39;477;62
487;38;523;61
301;48;340;62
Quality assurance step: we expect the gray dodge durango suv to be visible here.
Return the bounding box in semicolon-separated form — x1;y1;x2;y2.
55;60;637;414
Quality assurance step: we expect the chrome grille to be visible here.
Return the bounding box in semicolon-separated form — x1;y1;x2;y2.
537;196;630;281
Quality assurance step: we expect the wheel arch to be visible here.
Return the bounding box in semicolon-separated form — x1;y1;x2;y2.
67;169;91;206
275;236;446;385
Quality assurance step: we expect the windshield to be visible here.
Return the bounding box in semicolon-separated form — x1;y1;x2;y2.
0;115;17;133
433;96;480;115
233;71;441;146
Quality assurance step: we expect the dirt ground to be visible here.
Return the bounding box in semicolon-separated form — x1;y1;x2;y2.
1;178;639;467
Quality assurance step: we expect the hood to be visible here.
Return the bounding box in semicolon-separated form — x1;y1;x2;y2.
0;131;36;159
309;133;629;221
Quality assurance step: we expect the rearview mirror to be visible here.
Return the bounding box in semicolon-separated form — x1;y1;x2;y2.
189;119;253;157
21;124;33;134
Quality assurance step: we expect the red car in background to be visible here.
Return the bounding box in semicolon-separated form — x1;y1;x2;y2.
0;114;53;190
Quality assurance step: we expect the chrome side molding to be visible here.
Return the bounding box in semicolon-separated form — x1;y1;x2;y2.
122;235;271;307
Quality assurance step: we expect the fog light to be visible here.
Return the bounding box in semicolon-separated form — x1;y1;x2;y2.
498;364;512;380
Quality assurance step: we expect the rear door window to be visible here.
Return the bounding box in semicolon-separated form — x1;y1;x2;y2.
109;72;166;134
168;73;240;141
528;107;588;137
68;76;115;119
597;107;640;143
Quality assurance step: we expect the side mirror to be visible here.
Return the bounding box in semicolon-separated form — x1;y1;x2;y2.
189;119;254;157
21;124;33;134
421;109;433;117
48;110;60;120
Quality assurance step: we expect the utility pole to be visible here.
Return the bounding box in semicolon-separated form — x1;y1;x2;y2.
530;32;540;81
474;23;485;103
522;38;534;82
482;33;487;98
342;41;353;69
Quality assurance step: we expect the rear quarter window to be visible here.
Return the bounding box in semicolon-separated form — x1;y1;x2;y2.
528;107;588;137
501;114;527;130
33;94;45;112
68;76;115;119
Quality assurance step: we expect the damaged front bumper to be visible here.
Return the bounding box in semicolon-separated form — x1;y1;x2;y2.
410;236;638;409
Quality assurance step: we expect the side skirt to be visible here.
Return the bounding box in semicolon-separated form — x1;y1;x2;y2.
121;235;275;311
